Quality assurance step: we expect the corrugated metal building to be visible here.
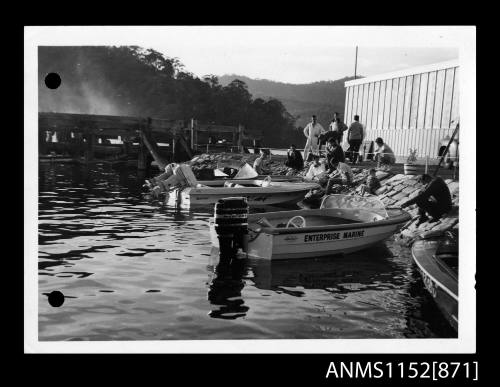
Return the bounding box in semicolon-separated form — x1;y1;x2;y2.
343;59;459;161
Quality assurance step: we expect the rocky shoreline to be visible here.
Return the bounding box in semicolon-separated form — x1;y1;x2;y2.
176;152;459;246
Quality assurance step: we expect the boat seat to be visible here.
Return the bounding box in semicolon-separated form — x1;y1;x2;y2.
256;217;273;228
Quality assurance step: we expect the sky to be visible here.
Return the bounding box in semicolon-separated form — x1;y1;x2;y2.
27;26;465;84
158;45;458;84
150;27;459;84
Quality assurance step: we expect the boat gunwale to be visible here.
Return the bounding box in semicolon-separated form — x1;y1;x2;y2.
412;240;458;301
249;208;411;235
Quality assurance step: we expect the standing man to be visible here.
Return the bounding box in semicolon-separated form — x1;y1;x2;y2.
334;114;348;145
347;114;364;164
303;115;325;161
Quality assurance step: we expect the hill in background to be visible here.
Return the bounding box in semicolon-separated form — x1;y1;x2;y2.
218;74;360;130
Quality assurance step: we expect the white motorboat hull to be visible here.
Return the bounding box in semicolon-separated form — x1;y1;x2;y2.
181;181;319;207
210;207;411;260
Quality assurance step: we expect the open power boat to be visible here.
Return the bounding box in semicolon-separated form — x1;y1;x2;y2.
181;179;319;207
411;231;458;332
209;194;411;260
148;163;319;207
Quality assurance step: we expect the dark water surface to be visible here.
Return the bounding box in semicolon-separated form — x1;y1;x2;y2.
38;163;456;340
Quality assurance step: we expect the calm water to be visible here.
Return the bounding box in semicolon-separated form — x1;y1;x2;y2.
38;163;456;340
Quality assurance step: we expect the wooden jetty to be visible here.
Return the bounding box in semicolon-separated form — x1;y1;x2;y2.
39;112;261;169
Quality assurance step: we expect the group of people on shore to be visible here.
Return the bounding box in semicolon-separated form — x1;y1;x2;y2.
253;113;452;225
302;113;396;166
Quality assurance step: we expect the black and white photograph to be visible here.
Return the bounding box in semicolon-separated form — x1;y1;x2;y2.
24;26;476;353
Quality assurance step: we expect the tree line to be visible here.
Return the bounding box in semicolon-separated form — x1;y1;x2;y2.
39;46;303;148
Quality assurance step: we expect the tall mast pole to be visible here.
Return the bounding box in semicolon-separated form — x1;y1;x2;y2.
354;46;358;80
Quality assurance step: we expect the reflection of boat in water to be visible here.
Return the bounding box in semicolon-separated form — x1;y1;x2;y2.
210;195;411;260
249;244;398;292
207;253;250;320
411;232;458;332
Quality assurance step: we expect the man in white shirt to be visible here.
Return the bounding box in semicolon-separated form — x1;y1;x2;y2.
303;115;325;161
304;156;327;181
373;137;396;166
253;149;271;175
325;161;354;194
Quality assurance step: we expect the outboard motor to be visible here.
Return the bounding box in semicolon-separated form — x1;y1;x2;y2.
214;197;249;261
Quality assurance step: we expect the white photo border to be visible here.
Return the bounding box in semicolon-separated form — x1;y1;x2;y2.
24;25;476;353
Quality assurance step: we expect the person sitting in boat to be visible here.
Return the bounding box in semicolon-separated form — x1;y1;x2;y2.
253;149;271;175
304;155;327;181
325;160;354;194
401;174;452;226
285;144;304;171
360;168;381;196
373;137;396;167
325;137;345;173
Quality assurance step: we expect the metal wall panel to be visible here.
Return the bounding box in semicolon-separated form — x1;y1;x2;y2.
395;77;406;130
389;78;399;129
361;83;369;124
425;71;437;129
344;86;351;127
378;80;387;129
440;68;455;129
416;72;429;129
382;79;393;129
433;69;446;129
409;74;420;129
450;68;460;126
352;85;359;123
372;81;380;129
403;75;413;130
366;83;374;129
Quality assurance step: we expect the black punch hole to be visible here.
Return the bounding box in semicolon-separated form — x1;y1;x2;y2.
48;290;65;307
45;73;61;89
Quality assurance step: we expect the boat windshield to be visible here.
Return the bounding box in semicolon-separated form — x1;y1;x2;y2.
320;194;388;217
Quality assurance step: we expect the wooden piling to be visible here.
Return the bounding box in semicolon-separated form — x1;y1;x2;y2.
84;131;95;163
237;124;243;153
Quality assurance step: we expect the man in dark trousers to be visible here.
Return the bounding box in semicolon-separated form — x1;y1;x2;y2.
401;174;452;226
347;114;364;164
285;144;304;170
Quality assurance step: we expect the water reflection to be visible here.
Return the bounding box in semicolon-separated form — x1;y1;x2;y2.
207;252;249;320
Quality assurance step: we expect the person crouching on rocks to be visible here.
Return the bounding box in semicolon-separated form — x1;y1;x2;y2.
401;174;452;226
285;144;304;171
374;137;396;167
325;161;354;194
253;149;272;175
360;168;381;196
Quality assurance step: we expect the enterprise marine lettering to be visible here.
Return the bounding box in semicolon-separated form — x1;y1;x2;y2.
304;230;365;242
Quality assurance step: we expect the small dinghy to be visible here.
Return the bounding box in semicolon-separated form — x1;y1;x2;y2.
210;195;411;260
411;231;458;332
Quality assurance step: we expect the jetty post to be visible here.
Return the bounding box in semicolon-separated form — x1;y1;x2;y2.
237;124;243;153
84;128;96;163
137;118;152;170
